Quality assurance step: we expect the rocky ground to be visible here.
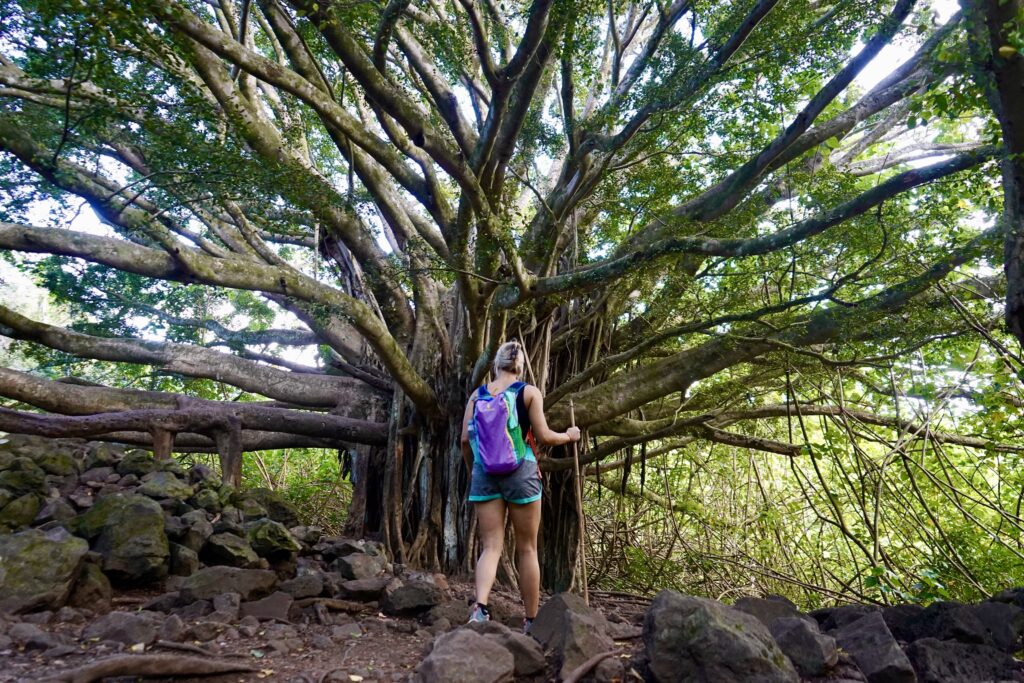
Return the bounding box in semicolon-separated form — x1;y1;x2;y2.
1;435;1024;682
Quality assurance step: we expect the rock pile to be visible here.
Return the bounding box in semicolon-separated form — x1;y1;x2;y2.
0;436;453;668
4;434;1024;683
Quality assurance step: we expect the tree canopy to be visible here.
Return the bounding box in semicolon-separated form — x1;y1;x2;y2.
2;0;1024;593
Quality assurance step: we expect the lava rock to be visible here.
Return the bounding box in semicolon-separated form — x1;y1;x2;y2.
83;443;121;470
187;463;217;485
35;450;79;477
466;620;546;677
245;518;301;560
770;616;838;677
115;451;157;477
289;525;323;545
381;580;444;616
213;592;242;621
833;611;916;683
280;573;324;599
137;471;194;500
73;493;169;583
643;590;798;683
169;542;199;577
0;493;42;532
901;600;1024;652
0;457;46;495
192;488;221;513
179;566;278;602
34;497;76;526
414;628;514;683
8;621;70;651
67;561;113;614
242;488;301;527
179;509;214;553
905;636;1017;683
339;576;390;601
532;592;615;679
239;591;293;622
812;604;879;632
201;532;259;568
881;604;924;641
733;596;811;628
0;527;88;614
83;610;160;645
334;552;387;580
159;614;186;642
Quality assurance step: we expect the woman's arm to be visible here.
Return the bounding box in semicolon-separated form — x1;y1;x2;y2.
524;385;581;446
460;396;476;470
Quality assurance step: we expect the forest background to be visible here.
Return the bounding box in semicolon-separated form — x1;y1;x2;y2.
1;0;1023;608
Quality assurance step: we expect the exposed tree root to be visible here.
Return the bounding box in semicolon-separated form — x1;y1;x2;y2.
562;651;617;683
38;654;258;683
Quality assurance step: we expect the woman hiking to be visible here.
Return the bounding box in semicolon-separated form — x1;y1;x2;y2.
460;340;582;632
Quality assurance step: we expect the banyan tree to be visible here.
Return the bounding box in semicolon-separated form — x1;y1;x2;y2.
0;0;1022;589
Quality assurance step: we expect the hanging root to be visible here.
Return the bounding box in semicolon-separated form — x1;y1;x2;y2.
39;654;258;683
562;650;617;683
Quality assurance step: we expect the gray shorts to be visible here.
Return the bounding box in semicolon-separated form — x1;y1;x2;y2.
469;457;542;505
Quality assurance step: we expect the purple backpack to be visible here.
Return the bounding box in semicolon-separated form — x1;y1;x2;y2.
468;382;529;475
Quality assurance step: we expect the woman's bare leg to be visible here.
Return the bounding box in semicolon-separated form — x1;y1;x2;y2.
474;498;507;606
509;499;542;618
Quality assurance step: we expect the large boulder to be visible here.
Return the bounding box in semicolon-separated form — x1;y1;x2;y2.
643;590;798;683
244;519;301;560
905;637;1018;683
35;450;79;477
280;573;324;599
201;532;259;568
833;611;916;683
414;628;514;683
0;493;42;532
83;443;121;470
0;457;46;495
770;616;838;677
733;596;810;627
466;620;546;677
0;527;88;614
812;604;879;632
115;451;157;477
74;493;169;583
137;471;194;500
532;592;615;680
178;509;214;553
334;552;387;580
179;566;278;602
241;489;301;527
381;580;444;616
900;600;1024;652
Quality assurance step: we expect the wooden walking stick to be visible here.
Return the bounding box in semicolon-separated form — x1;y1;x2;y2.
569;399;589;605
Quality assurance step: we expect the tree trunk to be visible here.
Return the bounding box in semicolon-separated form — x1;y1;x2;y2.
541;467;582;592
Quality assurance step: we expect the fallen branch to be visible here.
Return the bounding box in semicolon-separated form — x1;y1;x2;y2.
38;654;258;683
562;650;618;683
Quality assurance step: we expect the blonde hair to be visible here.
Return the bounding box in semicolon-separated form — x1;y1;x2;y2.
493;340;525;377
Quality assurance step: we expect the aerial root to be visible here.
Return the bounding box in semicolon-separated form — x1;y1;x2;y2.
37;653;258;683
562;650;618;683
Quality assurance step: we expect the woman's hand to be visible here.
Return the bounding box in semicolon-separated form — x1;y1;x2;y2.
565;426;581;442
